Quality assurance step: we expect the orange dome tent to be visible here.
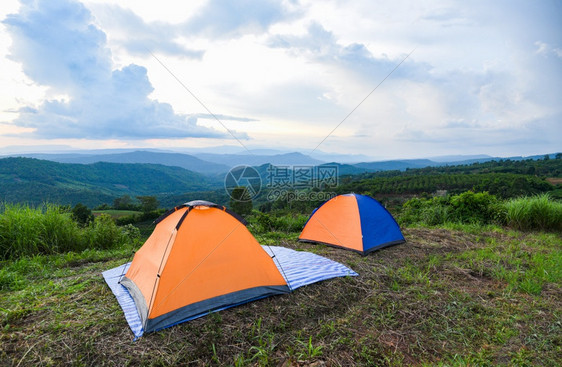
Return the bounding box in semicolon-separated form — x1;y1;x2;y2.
120;200;290;334
299;194;405;255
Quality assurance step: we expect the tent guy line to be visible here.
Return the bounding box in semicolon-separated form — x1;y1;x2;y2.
308;47;417;158
147;43;415;159
310;214;347;249
248;222;294;292
146;47;254;155
156;218;244;307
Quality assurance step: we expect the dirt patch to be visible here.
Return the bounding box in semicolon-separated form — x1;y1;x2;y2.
546;177;562;185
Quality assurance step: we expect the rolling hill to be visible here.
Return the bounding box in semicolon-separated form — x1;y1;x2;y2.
0;157;221;207
13;150;230;175
2;152;559;209
193;151;325;167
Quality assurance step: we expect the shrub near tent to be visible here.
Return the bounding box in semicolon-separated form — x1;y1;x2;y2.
299;193;405;255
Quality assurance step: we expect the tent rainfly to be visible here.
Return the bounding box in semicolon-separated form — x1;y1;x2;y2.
299;193;405;255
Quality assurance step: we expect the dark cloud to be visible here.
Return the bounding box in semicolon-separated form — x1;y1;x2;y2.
2;0;248;140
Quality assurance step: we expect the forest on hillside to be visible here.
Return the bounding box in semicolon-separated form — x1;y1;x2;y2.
0;157;218;207
257;157;562;213
0;156;560;210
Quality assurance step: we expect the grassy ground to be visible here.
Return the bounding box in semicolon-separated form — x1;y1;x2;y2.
1;226;560;366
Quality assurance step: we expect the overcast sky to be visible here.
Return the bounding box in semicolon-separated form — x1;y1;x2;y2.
0;0;560;159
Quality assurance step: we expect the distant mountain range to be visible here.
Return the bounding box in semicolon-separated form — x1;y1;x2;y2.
1;151;558;207
5;150;559;177
194;152;324;167
11;151;230;175
0;145;375;163
0;157;218;207
8;150;325;174
426;154;492;162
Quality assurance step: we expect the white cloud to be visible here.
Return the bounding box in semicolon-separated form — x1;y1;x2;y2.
87;0;298;58
1;0;250;140
535;40;562;60
87;4;204;58
183;0;299;38
1;0;560;157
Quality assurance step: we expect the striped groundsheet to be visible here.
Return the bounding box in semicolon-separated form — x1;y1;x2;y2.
102;246;358;339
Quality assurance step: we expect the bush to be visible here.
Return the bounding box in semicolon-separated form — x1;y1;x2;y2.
250;211;309;233
0;204;77;259
399;191;502;226
42;205;84;253
503;194;562;232
448;191;502;224
400;191;562;232
400;197;445;226
0;203;139;260
115;210;163;225
230;187;253;217
420;200;451;225
72;203;94;226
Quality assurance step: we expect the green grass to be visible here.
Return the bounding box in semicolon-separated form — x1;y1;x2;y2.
503;194;562;232
400;192;562;233
247;211;309;233
0;224;560;366
92;209;142;218
458;232;562;295
0;203;140;260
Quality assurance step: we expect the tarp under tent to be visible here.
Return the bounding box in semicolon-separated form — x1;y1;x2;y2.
103;200;357;339
298;193;405;255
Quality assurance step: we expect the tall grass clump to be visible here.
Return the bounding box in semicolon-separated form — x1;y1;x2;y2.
503;194;562;232
0;203;75;259
85;214;132;250
0;203;137;260
35;204;84;254
399;191;502;227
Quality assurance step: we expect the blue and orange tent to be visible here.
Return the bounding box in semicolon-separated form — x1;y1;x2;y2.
299;194;405;255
